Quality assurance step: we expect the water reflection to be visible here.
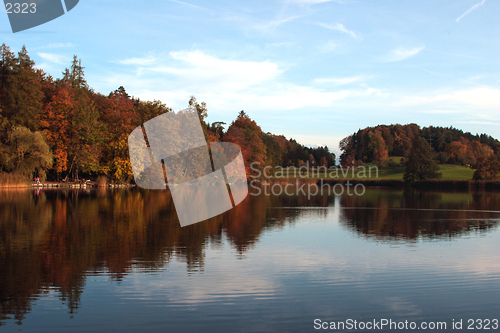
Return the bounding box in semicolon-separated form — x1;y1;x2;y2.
341;189;500;240
0;187;499;326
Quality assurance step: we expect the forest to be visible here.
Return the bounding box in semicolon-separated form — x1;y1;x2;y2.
339;124;500;181
0;44;335;183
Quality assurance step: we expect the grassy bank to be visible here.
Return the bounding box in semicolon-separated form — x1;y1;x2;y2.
274;163;474;181
261;159;491;190
317;179;500;190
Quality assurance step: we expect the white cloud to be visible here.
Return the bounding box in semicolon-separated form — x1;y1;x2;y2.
317;22;358;39
387;46;425;62
37;52;67;64
315;75;369;86
95;50;500;148
457;120;500;126
106;51;499;118
139;50;283;91
101;50;390;115
456;0;486;22
117;55;157;66
399;87;500;111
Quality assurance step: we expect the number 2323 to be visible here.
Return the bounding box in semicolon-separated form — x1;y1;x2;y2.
5;3;36;14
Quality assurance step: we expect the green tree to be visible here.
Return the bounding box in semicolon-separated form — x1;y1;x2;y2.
134;99;171;125
3;126;53;177
403;136;441;183
261;132;282;167
62;55;88;90
0;45;45;133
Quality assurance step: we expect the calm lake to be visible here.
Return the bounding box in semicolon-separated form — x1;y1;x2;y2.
0;187;499;332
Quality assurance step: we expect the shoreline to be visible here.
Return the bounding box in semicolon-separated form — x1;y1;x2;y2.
317;179;500;190
253;178;500;191
2;178;499;191
0;182;136;189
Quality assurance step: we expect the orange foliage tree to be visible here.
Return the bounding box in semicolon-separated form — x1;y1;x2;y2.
224;111;267;177
40;83;74;178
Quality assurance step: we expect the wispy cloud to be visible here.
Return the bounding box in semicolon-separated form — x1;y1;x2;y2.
286;0;335;5
318;40;339;53
315;75;369;86
168;0;208;11
456;0;486;22
457;120;499;126
107;49;387;115
37;52;66;64
117;55;157;66
316;22;357;39
116;50;283;92
255;15;303;33
396;87;500;112
387;46;425;62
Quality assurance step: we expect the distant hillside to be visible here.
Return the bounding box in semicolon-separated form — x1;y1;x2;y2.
339;124;500;166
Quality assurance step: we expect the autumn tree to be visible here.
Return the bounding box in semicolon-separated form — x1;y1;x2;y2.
368;130;388;163
403;136;441;183
319;156;328;167
473;155;500;181
98;87;136;182
224;111;267;177
40;83;74;179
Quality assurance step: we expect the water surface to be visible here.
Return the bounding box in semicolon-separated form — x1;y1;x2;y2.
0;188;499;332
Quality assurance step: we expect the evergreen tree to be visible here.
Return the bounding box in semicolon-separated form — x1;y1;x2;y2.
62;55;88;90
0;45;44;133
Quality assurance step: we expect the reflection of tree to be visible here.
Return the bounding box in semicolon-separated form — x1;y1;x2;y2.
0;190;53;325
340;189;500;240
0;187;328;325
2;187;499;325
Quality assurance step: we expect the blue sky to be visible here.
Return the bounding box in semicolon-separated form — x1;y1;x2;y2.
2;0;499;154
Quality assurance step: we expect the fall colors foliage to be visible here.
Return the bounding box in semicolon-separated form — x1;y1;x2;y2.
0;44;335;183
340;124;500;180
2;44;499;183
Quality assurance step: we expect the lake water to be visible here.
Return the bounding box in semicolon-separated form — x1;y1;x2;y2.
0;187;499;332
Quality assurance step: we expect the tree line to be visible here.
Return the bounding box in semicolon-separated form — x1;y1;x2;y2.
340;124;500;181
0;44;335;183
